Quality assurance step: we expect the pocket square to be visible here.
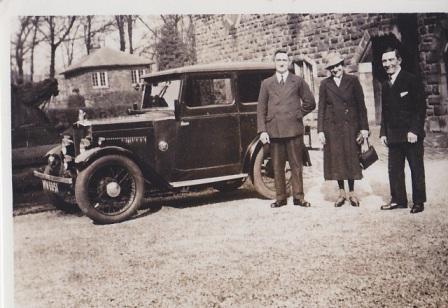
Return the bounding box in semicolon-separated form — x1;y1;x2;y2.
400;91;408;97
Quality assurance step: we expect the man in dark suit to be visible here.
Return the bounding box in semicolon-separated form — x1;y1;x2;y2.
379;47;427;214
257;49;316;208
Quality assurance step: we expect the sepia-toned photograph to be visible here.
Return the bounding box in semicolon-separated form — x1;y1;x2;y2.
2;1;448;307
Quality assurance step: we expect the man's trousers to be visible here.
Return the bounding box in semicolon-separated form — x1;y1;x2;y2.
270;136;304;202
388;139;426;205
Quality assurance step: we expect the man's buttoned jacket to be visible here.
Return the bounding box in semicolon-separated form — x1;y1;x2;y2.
257;73;316;138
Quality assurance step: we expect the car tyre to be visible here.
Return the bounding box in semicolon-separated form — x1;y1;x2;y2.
75;155;144;224
252;147;291;199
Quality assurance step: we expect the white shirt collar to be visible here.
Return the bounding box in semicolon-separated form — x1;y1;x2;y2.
333;74;342;87
389;67;401;85
276;71;289;83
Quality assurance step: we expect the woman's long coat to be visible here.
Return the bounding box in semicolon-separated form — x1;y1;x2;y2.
317;73;369;180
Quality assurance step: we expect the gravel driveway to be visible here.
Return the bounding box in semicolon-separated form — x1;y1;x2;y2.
13;149;448;307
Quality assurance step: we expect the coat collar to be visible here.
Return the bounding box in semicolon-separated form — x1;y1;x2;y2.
326;73;353;99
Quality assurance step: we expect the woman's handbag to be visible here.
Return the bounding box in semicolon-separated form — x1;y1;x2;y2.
359;138;378;169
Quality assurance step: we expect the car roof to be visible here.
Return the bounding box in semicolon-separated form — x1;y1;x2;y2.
142;61;275;79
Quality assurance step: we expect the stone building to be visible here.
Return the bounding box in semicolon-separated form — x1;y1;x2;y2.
191;13;448;132
58;47;153;106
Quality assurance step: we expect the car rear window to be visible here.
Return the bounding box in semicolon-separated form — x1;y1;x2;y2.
185;76;234;108
238;71;273;103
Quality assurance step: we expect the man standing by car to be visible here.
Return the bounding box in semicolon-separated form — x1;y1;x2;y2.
257;49;316;208
379;47;427;214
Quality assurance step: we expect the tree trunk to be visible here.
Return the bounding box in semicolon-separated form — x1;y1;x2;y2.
85;16;93;55
29;17;40;82
127;15;133;54
115;16;126;52
50;45;56;79
15;46;24;81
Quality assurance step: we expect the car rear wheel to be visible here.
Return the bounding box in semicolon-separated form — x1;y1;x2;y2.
75;155;144;224
252;147;291;199
43;164;78;213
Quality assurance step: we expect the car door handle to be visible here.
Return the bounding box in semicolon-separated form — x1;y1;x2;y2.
180;121;190;126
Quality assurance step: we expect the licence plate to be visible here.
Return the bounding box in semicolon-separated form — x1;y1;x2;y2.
42;180;59;193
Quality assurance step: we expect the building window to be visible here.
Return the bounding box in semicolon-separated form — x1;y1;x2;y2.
92;71;109;88
131;69;146;85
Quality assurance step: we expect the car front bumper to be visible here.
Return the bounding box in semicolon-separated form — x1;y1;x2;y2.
33;170;73;195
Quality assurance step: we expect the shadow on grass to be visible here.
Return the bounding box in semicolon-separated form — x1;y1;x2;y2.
134;187;261;216
14;185;262;222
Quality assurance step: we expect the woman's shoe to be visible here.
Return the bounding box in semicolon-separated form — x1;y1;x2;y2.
334;196;346;207
349;196;360;207
334;189;346;207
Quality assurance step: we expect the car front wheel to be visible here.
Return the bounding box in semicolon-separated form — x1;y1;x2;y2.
252;147;291;199
75;155;144;224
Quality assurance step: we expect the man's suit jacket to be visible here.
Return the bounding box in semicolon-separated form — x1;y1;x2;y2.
257;73;316;138
380;69;426;144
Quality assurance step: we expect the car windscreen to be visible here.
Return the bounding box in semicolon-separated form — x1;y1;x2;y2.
141;80;181;110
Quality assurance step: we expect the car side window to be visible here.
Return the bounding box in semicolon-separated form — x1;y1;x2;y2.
186;76;234;107
238;71;273;104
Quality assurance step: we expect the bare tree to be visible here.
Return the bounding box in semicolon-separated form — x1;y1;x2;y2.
115;15;126;52
39;16;77;78
62;21;81;67
12;16;33;82
29;16;42;81
83;16;115;54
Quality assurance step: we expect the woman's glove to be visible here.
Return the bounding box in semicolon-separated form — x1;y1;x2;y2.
318;132;326;145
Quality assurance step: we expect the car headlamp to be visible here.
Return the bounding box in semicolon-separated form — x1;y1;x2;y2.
80;137;92;153
61;135;74;156
78;109;87;121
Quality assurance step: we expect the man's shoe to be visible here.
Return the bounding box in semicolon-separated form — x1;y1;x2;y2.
293;198;311;207
271;200;287;208
380;203;407;210
334;196;346;207
349;196;360;207
410;203;424;214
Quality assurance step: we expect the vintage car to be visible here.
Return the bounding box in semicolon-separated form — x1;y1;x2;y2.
34;62;312;224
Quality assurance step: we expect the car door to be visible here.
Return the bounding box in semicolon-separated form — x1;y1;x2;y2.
173;73;242;181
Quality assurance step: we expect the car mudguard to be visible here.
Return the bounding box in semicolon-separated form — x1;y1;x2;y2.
75;146;171;190
44;144;62;157
242;136;264;180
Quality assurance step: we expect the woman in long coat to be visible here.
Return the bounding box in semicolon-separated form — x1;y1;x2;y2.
317;53;369;207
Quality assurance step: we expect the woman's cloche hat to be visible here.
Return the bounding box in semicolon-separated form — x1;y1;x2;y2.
325;52;344;70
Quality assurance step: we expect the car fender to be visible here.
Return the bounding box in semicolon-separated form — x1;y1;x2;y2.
45;144;62;157
75;146;171;190
242;136;264;180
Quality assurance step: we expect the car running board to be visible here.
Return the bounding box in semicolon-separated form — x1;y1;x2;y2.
170;173;247;188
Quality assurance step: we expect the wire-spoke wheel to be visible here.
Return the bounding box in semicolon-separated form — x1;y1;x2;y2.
75;155;144;224
252;147;291;199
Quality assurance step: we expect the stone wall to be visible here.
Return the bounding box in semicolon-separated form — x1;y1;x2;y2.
192;13;448;131
193;14;396;71
417;13;448;131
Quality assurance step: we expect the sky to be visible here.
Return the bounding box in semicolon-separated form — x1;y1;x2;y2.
10;15;160;80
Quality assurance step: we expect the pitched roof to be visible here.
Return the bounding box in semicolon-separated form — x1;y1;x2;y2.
60;47;153;75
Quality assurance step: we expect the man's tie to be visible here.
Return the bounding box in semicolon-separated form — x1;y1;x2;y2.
280;74;284;86
388;75;393;87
